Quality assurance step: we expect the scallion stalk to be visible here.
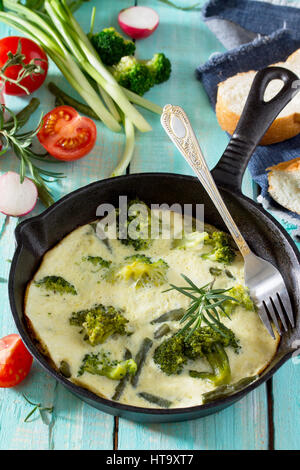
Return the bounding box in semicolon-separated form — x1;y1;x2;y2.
110;116;135;177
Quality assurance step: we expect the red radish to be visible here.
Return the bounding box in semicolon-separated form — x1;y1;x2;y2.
0;171;38;216
118;6;159;39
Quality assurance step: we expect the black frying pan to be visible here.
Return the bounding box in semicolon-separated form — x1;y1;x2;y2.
8;67;300;422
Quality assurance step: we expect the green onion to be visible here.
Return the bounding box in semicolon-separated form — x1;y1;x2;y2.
110;115;135;177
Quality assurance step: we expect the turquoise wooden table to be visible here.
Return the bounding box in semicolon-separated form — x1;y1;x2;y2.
0;0;299;451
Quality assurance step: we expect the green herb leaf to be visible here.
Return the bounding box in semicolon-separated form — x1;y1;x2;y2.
166;274;239;339
23;394;54;424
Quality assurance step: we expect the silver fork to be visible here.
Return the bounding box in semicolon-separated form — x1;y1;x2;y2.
161;104;295;338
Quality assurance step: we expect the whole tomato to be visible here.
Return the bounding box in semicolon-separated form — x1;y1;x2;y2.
0;36;48;96
0;334;33;387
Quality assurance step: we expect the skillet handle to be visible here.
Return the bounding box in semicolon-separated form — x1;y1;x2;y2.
211;66;300;192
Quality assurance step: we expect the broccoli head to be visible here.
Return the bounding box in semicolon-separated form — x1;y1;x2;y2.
189;342;231;386
116;199;153;251
69;304;130;345
202;245;235;264
172;231;210;250
82;256;111;269
90;27;135;65
223;284;255;316
78;351;137;380
144;52;171;84
154;324;239;386
35;276;77;295
201;231;236;265
153;334;187;375
112;56;154;96
105;254;169;288
186;325;239;386
184;325;240;360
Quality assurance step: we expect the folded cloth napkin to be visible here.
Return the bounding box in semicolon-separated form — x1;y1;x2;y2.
196;0;300;240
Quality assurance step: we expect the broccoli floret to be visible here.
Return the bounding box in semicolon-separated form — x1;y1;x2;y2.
153;334;187;375
78;351;137;380
82;256;111;269
90;27;135;66
201;231;236;265
186;326;239;386
116;199;153;251
35;276;77;295
154;325;239;386
172;231;210;250
184;325;240;360
207;231;231;248
223;284;255;316
202;245;235;264
105;254;169;288
112;56;154;96
69;304;130;345
189;342;231;386
144;52;171;84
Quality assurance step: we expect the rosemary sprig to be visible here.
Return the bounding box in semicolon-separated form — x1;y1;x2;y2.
23;394;54;423
0;102;65;207
164;274;238;339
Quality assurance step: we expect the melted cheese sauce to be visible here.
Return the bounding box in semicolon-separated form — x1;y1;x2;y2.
25;211;279;408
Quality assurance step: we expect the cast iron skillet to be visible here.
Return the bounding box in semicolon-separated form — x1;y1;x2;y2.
9;67;300;422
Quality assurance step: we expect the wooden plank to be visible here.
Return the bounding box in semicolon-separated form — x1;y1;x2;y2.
272;360;300;450
48;384;114;450
118;0;270;450
118;385;268;450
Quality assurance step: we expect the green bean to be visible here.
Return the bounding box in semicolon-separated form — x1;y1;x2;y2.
131;338;153;387
59;360;71;378
138;392;172;408
154;323;171;339
55;96;64;107
225;269;235;279
112;349;132;401
202;375;258;404
4;97;40;131
151;308;185;324
189;370;214;381
209;267;222;277
48;82;99;120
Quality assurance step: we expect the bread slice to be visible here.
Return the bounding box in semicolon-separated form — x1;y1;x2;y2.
216;49;300;145
267;157;300;214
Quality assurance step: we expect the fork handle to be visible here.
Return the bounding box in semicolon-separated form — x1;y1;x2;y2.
161;105;251;257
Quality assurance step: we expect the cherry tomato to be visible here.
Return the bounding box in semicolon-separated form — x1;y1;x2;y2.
37;106;97;161
0;334;33;387
0;36;48;96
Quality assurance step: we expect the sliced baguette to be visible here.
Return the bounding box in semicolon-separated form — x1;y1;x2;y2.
267;157;300;214
216;49;300;145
